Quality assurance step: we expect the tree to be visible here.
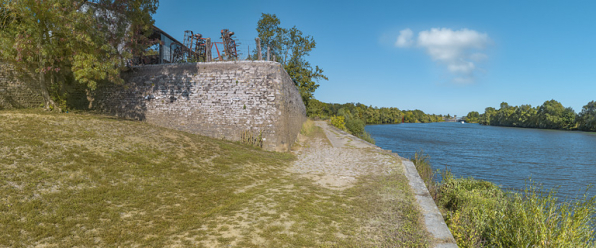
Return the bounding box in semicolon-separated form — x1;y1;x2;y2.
478;100;581;130
536;99;575;129
465;111;480;123
479;107;496;125
0;0;158;110
578;101;596;131
254;13;327;107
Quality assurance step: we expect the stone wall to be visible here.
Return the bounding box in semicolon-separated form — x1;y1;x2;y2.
93;61;306;151
0;63;44;109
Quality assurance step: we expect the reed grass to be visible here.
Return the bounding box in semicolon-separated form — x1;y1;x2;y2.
412;151;596;247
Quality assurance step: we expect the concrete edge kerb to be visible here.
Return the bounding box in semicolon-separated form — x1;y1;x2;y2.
394;156;458;248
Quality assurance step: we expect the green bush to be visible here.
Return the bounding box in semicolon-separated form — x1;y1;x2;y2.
358;131;375;144
329;116;346;131
345;116;365;136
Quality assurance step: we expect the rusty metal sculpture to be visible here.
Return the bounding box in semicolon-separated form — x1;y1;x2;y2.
220;29;239;60
133;26;243;65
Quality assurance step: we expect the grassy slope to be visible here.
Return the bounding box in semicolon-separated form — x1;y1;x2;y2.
0;110;428;247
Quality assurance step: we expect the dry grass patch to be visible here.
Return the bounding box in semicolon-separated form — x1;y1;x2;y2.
0;110;429;247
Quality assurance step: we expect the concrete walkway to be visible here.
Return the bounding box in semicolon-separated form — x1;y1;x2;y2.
314;121;458;248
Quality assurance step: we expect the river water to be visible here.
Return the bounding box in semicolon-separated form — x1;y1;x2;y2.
366;122;596;200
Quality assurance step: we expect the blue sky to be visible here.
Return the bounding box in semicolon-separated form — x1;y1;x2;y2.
154;0;596;117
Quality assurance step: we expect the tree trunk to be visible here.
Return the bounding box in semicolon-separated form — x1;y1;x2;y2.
38;70;57;111
37;28;57;111
37;54;56;110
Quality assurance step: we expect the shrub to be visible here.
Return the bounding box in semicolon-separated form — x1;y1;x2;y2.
329;116;346;131
345;116;365;136
358;131;375;144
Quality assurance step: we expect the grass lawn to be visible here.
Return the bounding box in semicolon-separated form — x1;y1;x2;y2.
0;110;429;247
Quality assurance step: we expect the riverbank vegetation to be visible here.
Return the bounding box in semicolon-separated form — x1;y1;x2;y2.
309;99;445;144
308;99;444;124
466;99;596;131
412;152;596;247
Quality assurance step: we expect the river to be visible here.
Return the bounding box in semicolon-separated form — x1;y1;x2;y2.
366;122;596;200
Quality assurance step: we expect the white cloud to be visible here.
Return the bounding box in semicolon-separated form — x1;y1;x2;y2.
396;28;490;84
470;53;488;62
395;28;414;47
447;60;475;74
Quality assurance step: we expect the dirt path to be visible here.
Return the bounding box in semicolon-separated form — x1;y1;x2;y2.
289;121;399;190
314;121;373;149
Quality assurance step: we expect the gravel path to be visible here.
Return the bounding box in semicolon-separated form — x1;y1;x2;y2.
289;121;402;190
315;121;373;149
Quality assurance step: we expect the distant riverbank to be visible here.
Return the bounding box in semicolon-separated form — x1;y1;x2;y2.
465;99;596;132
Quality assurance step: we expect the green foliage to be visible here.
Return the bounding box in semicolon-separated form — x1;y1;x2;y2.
358;131;375;144
577;101;596;131
343;115;375;144
307;100;444;124
329;115;346;131
0;0;158;109
412;152;596;248
254;13;327;107
478;99;587;130
344;115;365;136
439;173;596;247
308;100;443;144
465;111;480;123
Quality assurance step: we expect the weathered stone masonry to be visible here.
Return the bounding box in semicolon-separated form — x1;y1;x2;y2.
0;63;44;109
93;61;306;151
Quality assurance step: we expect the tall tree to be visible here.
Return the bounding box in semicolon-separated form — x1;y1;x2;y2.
254;13;327;107
578;101;596;131
0;0;158;110
465;111;480;123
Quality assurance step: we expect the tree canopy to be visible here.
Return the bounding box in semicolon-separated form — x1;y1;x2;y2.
0;0;158;110
470;99;596;131
254;13;327;107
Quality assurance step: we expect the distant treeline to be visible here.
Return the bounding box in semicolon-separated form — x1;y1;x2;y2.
465;100;596;131
307;99;445;124
307;99;445;144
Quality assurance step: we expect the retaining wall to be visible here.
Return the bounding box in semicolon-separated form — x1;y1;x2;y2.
93;61;306;151
0;63;44;109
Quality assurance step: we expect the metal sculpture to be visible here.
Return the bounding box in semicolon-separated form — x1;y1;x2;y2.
220;29;239;60
132;25;244;65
